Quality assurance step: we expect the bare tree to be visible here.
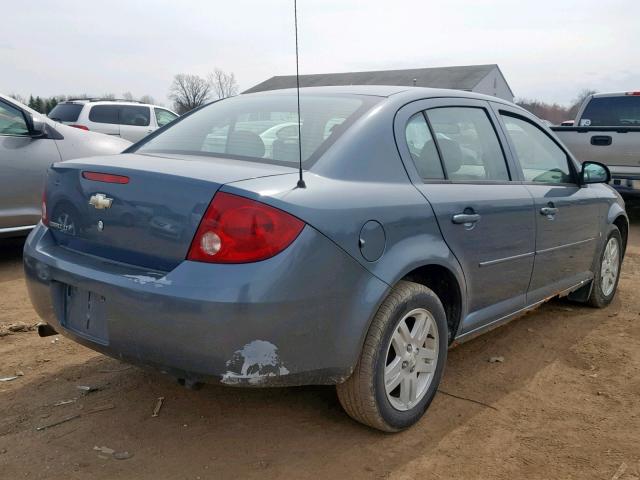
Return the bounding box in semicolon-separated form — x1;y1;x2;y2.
568;88;598;119
9;93;27;104
168;74;212;114
122;91;134;101
209;68;239;99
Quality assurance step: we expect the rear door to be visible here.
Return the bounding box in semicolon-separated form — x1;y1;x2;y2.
118;105;153;142
87;105;120;136
0;99;60;231
495;105;601;302
396;98;536;333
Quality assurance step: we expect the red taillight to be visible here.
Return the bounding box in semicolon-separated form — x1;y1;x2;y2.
41;189;48;226
70;124;89;131
82;171;130;184
626;92;640;96
187;192;304;263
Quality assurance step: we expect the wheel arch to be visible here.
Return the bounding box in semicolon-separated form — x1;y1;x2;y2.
612;213;628;257
399;263;464;344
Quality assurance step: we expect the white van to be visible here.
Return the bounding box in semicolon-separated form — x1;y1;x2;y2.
48;99;179;143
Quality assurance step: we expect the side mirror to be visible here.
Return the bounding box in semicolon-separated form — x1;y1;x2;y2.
581;161;611;185
29;114;46;137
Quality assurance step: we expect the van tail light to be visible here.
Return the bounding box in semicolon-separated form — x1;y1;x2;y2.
41;188;48;226
187;192;304;263
70;124;89;131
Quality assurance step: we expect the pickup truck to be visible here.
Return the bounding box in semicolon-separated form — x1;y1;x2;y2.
552;92;640;196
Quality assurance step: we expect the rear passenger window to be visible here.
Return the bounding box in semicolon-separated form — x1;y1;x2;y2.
89;105;119;124
120;106;150;127
501;114;574;184
404;113;444;179
426;107;510;181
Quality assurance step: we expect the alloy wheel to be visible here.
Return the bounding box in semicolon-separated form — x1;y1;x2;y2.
384;308;439;411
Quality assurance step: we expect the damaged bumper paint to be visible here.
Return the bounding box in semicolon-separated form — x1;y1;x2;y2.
23;224;389;386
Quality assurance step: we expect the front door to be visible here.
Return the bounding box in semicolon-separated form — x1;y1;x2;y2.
0;99;60;231
497;110;601;302
397;99;536;333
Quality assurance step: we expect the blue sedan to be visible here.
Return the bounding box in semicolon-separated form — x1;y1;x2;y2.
24;86;626;431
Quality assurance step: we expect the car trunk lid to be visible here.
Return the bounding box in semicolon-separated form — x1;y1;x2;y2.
45;153;297;271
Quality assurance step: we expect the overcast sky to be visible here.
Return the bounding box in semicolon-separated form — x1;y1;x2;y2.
2;0;639;106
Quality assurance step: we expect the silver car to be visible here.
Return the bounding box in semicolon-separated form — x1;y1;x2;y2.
0;94;130;237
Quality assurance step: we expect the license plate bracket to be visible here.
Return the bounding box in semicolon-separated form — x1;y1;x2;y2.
62;285;109;345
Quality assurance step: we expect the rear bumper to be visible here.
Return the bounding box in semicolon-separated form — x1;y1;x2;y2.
24;224;389;386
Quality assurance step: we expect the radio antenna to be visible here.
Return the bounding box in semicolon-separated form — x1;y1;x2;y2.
294;0;306;188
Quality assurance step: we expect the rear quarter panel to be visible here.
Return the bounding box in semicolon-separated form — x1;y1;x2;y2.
222;97;467;334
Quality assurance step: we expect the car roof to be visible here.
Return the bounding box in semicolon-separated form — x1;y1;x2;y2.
241;84;518;105
590;92;640;99
62;99;149;105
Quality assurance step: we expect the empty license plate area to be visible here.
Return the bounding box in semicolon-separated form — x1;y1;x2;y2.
62;284;109;345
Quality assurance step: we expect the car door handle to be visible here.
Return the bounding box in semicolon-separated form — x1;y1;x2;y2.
540;207;558;216
452;213;481;224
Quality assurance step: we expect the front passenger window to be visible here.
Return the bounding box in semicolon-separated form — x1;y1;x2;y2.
501;114;574;184
0;102;29;136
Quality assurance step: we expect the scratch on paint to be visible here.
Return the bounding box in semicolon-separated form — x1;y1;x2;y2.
221;340;289;385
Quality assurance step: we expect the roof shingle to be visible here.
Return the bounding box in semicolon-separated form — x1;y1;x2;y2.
244;64;499;94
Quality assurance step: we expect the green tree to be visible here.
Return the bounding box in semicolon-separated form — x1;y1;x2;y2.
33;96;44;113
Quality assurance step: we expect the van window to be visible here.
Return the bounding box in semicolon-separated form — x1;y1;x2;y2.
426;107;510;181
89;105;119;124
120;106;150;127
48;103;83;122
404;112;444;179
155;108;178;127
501;114;574;184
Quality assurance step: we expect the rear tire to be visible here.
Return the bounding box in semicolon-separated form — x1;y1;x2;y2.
587;226;622;308
336;281;448;432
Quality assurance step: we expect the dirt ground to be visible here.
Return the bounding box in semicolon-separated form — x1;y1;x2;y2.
1;216;639;480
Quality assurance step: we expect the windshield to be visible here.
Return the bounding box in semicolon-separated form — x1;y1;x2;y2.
135;94;379;167
580;96;640;126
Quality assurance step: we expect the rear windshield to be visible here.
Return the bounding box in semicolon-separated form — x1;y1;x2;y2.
134;94;379;167
580;96;640;127
48;103;83;122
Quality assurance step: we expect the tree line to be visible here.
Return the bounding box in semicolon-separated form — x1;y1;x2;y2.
9;92;157;114
9;67;239;116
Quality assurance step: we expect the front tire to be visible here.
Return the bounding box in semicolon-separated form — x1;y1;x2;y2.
588;226;623;308
336;281;448;432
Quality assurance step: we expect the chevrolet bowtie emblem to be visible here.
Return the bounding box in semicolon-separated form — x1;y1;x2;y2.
89;193;113;210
